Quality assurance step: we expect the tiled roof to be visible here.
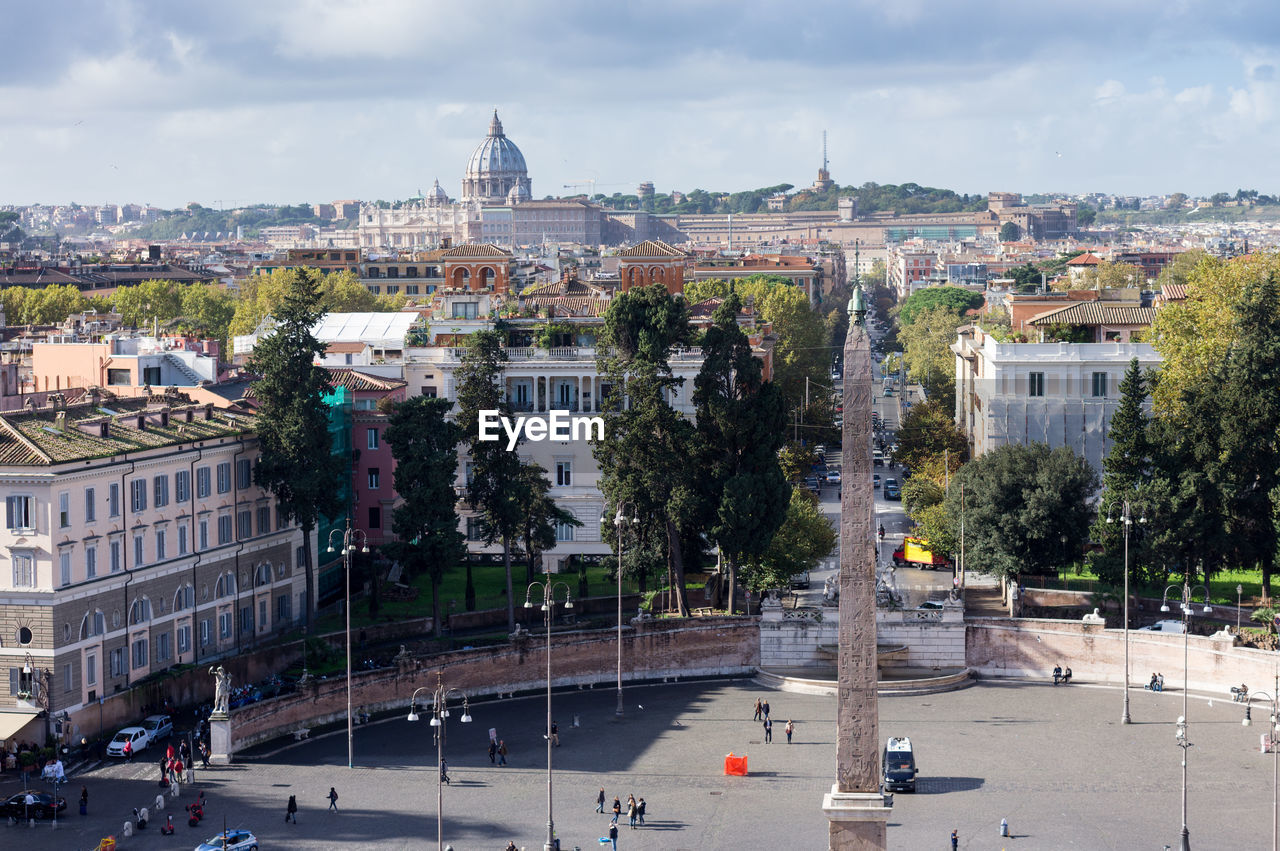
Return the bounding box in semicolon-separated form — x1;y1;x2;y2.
518;296;607;317
325;368;407;392
0;394;252;466
1066;252;1103;266
441;243;511;258
326;342;369;354
520;279;600;298
617;240;685;258
1160;283;1188;301
1028;302;1157;326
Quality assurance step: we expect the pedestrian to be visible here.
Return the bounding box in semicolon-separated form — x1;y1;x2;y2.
166;743;175;761
764;717;773;743
488;740;498;764
550;720;560;747
327;787;339;812
627;794;637;829
762;699;770;719
158;754;168;784
199;741;210;768
637;797;645;826
753;698;762;721
506;843;517;851
123;739;133;761
785;719;794;744
173;758;185;785
608;821;619;850
497;739;508;766
951;828;958;849
611;796;621;822
286;794;297;824
1052;663;1062;685
440;758;450;785
179;739;191;763
79;786;88;816
596;788;606;813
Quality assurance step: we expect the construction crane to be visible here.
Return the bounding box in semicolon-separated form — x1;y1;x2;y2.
562;180;628;198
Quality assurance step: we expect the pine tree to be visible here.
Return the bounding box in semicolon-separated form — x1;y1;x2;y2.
1090;358;1151;584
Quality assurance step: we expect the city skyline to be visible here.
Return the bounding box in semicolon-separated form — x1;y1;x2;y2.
2;0;1278;208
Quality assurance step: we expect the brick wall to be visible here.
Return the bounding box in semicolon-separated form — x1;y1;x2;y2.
230;617;759;751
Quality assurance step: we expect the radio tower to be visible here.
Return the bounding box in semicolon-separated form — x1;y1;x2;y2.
815;130;834;191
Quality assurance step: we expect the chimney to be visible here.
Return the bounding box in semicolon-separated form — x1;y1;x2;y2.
54;411;67;431
203;404;214;421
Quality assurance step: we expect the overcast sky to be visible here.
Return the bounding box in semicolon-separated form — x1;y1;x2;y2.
2;0;1277;208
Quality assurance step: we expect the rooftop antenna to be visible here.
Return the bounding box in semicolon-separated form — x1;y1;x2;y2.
823;130;829;174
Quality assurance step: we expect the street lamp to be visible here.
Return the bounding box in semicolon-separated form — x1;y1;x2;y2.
1242;675;1280;851
1161;580;1212;851
408;673;472;851
1107;500;1145;724
601;505;638;718
525;580;574;851
327;518;369;770
1238;584;1245;634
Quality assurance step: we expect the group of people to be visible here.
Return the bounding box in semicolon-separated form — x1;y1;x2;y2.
1147;673;1166;692
158;741;189;786
1;739;43;773
597;789;647;828
754;698;796;744
1051;664;1073;685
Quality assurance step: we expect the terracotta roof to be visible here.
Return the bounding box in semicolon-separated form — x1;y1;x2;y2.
517;296;607;317
1066;252;1103;266
1028;302;1157;326
1160;283;1188;301
325;368;407;392
520;279;601;298
441;243;511;258
617;240;685;258
326;342;369;354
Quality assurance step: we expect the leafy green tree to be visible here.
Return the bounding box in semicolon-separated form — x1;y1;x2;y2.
514;461;580;586
893;400;968;472
778;442;818;483
1089;359;1152;585
897;304;966;409
694;294;791;613
455;329;525;631
896;287;985;327
383;396;466;637
1166;193;1189;210
24;285;88;325
1075;206;1097;227
247;268;344;627
999;222;1022;242
748;489;836;591
112;279;183;328
177;284;236;353
758;284;828;408
1078;261;1145;289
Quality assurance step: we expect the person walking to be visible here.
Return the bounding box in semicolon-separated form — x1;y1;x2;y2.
753;698;762;721
550;720;560;747
123;738;133;761
627;794;637;829
497;740;508;766
440;758;450;785
596;788;606;813
608;821;619;850
951;828;958;849
785;719;794;744
763;717;773;743
286;794;297;824
637;797;646;826
199;741;210;768
79;786;88;816
611;796;621;822
327;787;339;812
488;740;498;764
761;699;770;719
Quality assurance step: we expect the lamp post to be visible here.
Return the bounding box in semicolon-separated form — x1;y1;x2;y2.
601;505;638;718
1239;584;1245;634
1161;579;1212;851
408;674;472;851
525;580;574;851
1107;500;1145;724
1242;674;1280;851
326;518;369;770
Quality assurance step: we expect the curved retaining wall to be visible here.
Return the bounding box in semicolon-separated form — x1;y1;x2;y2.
230;616;758;752
968;617;1270;698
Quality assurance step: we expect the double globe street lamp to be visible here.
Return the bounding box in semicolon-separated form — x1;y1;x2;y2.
408;675;472;851
1106;500;1145;724
525;580;573;851
326;519;369;770
1161;580;1211;851
601;504;638;718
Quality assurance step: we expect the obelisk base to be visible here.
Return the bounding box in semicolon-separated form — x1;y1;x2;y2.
208;713;232;765
823;785;891;850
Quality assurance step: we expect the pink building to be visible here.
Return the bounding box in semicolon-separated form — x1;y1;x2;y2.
32;333;220;395
327;369;407;548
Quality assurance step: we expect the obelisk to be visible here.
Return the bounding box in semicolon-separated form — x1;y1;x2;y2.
823;286;890;848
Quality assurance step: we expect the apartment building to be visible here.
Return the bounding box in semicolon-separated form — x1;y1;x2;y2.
0;392;306;744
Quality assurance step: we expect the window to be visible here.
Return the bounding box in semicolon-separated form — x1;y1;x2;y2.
12;553;34;587
240;605;254;634
255;563;272;587
276;594;292;624
367;468;380;489
199;519;209;550
258;598;268;632
59;492;70;528
132;637;148;669
108;483;120;517
1028;372;1045;397
1091;371;1108;397
60;550;71;586
218;612;232;639
175;585;195;611
107;368;131;386
216;573;236;598
130;598;152;624
466;516;487;541
452;301;478;319
86;545;97;579
464;462;476;486
178;523;189;555
153;475;169;508
217;515;232;545
177;625;191;654
110;538;122;573
216;462;231;494
196;467;211;498
63;664;73;693
130;479;147;513
6;495;33;531
175;470;190;503
200;619;212;646
555;461;572;487
368;506;381;529
236;459;251;490
237;510;252;539
155;529;167;561
257;506;271;535
86;655;97;687
133;535;144;566
143;366;161;386
109;648;126;677
556;521;576;542
155;632;172;663
366;428;379;450
421;386;438;398
85;487;96;522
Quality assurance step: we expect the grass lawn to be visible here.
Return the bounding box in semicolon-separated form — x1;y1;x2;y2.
1027;563;1280;609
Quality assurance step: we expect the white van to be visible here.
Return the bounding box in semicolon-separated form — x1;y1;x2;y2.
882;736;917;792
1139;620;1187;634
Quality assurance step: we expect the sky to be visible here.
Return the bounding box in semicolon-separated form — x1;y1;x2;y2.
2;0;1278;208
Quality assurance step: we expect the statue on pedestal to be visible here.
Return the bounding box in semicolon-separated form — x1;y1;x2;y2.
209;666;231;716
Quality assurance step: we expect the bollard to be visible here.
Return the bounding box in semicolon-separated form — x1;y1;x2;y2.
1000;817;1009;837
156;794;165;811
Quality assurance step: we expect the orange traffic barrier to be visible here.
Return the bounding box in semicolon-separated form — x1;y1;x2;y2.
724;753;748;776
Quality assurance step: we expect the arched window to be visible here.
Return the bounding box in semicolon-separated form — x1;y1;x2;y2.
173;585;195;612
215;572;236;598
129;597;152;625
255;563;272;587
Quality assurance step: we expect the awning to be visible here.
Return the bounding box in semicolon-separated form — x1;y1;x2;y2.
0;711;38;742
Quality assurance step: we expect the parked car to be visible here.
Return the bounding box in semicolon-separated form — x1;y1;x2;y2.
2;791;67;820
142;714;173;742
873;474;881;489
1139;620;1187;634
790;570;811;590
884;479;901;500
196;829;259;851
106;726;150;757
826;469;841;484
803;475;821;493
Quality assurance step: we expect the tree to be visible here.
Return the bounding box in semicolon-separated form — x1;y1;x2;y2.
999;221;1022;242
748;489;836;592
694;293;791;613
897;304;967;409
514;461;580;586
757;284;828;409
778;442;818;483
383;396;466;637
896;287;985;328
1166;193;1189;210
1077;261;1145;290
595;284;699;616
893;400;968;472
1075;206;1097;227
455;329;525;631
944;444;1098;580
1089;359;1152;585
112;279;183;329
23;285;88;325
247;268;345;628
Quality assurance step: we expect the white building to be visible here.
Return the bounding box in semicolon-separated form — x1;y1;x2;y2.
952;325;1161;473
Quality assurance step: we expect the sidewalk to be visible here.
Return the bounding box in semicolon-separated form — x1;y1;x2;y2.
964;584;1010;618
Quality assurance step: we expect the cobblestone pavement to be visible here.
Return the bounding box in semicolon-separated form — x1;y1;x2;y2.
5;677;1273;849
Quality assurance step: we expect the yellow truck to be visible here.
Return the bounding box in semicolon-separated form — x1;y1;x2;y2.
891;536;952;570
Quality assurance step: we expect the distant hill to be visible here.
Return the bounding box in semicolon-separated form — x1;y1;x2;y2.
132;203;345;240
595;182;988;216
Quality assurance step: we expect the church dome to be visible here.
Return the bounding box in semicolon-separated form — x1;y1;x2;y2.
427;179;449;206
462;110;531;204
506;181;531;204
